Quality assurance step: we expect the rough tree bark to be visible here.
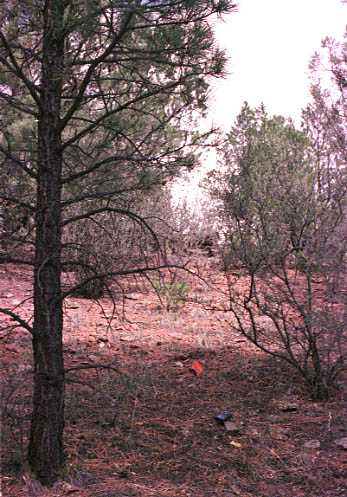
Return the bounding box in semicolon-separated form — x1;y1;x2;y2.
27;1;65;485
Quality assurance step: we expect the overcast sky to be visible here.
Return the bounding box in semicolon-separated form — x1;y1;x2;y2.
173;0;347;204
210;0;347;129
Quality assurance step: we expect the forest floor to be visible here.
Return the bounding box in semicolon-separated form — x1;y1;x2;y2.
1;258;346;497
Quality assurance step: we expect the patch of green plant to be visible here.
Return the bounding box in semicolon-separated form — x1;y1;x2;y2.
152;279;190;311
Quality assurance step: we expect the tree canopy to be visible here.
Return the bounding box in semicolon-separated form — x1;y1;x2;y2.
0;0;237;485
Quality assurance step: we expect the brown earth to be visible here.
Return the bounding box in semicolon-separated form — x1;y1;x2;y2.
1;260;346;497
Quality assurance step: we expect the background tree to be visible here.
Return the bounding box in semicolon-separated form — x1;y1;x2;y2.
0;0;236;485
205;101;346;400
303;28;347;214
206;103;313;268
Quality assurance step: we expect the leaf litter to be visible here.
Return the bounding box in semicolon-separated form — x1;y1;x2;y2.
1;260;346;497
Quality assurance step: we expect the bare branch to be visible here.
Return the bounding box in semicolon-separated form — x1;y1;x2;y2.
0;307;33;334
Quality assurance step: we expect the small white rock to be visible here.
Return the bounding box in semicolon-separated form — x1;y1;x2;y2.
304;440;320;449
224;421;242;434
334;437;347;450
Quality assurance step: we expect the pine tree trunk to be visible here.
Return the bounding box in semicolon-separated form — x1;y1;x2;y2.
27;1;65;485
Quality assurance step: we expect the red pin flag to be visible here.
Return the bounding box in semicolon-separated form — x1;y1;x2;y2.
191;359;204;376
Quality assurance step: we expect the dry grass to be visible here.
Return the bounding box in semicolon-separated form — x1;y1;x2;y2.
1;261;346;497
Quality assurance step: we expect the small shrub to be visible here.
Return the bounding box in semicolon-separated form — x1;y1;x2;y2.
206;103;347;400
152;278;190;311
70;275;105;299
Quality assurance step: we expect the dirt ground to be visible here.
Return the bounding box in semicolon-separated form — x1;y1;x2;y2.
1;260;346;497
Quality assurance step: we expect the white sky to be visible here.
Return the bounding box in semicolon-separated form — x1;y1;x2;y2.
173;0;347;206
211;0;347;128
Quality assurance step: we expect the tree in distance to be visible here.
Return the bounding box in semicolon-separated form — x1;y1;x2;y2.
205;98;346;401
